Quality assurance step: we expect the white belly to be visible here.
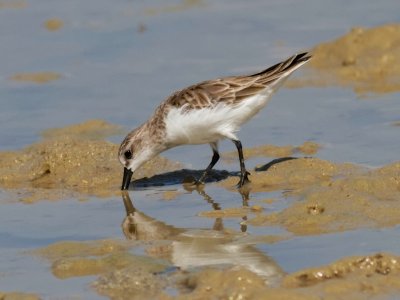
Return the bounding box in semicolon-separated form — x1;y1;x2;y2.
164;91;273;146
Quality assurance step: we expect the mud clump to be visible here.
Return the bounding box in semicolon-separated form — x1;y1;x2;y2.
0;292;40;300
174;253;400;300
0;120;181;201
283;253;400;299
234;158;400;235
175;267;315;300
35;239;170;299
52;253;166;279
285;253;400;288
221;157;342;193
44;18;63;31
34;239;130;260
35;239;168;280
177;267;269;300
9;72;61;84
41;119;123;140
94;266;168;300
288;23;400;95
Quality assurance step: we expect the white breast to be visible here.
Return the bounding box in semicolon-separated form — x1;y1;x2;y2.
164;88;274;146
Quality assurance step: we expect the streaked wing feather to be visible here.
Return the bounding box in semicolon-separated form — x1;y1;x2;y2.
165;52;311;110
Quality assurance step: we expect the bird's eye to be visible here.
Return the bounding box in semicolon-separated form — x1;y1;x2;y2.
124;150;133;159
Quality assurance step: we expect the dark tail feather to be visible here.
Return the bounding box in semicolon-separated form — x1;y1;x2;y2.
251;52;311;78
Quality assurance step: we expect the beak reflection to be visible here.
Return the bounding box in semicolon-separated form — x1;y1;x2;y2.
121;167;133;190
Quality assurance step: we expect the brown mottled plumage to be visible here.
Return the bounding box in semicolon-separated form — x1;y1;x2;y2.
119;52;311;190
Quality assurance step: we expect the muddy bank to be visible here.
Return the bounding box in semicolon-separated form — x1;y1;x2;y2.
220;158;400;235
288;23;400;95
0;120;181;201
172;252;400;300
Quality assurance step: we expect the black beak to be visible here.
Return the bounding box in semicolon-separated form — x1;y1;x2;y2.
121;167;133;190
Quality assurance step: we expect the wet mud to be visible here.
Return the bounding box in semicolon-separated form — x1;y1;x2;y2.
0;292;40;300
33;192;400;299
94;266;169;300
3;121;400;299
173;252;400;300
221;158;400;235
9;72;61;84
288;23;400;95
0;120;181;201
43;18;63;31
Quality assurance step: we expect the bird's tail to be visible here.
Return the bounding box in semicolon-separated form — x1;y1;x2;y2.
251;52;311;86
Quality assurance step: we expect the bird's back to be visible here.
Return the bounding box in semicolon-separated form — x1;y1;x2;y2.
156;52;311;146
163;52;311;111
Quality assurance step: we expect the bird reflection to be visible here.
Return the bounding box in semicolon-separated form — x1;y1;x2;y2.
120;190;284;284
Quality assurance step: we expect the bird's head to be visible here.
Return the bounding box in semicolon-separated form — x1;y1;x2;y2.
118;128;155;190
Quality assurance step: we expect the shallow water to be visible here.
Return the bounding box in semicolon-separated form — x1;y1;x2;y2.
1;0;400;298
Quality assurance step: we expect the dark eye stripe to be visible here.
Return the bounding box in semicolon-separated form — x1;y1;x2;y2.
124;150;132;159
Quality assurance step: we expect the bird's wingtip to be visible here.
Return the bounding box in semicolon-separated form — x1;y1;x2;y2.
295;51;312;62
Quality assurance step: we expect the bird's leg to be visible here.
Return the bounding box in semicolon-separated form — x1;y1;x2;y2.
196;188;224;231
198;142;220;184
232;139;250;187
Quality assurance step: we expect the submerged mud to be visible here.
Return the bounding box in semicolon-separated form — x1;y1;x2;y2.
288;23;400;95
9;72;61;84
0;120;181;201
220;158;400;235
44;18;64;31
0;292;40;300
0;1;27;9
94;266;169;300
35;239;168;280
172;253;400;300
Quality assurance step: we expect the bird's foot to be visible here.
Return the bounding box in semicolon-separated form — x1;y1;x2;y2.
182;175;205;189
237;170;251;188
195;179;205;186
195;171;208;186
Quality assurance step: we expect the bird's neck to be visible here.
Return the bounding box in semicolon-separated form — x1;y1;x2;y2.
140;119;168;155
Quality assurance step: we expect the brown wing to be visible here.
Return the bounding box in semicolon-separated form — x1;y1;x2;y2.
164;52;311;110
